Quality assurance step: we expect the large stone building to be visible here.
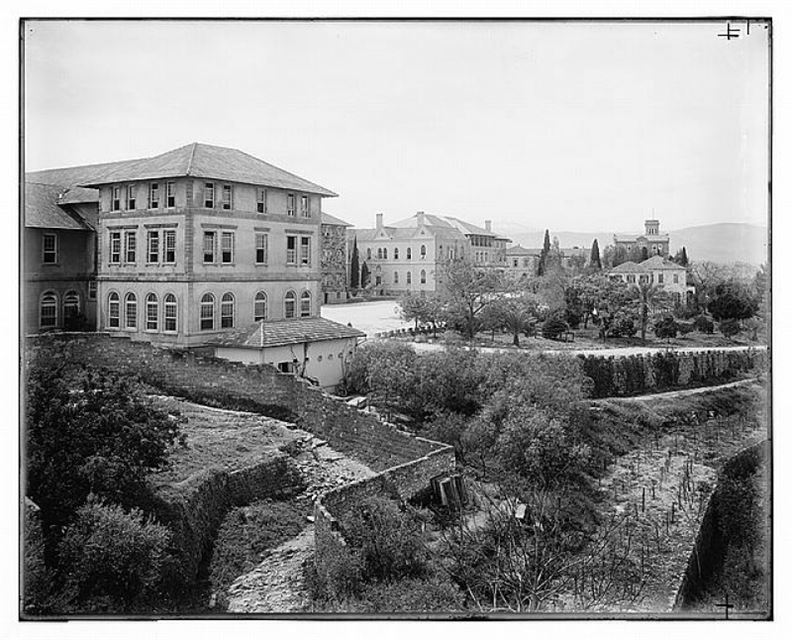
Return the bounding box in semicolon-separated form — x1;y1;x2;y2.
320;212;351;304
350;212;510;295
24;143;342;348
614;219;670;258
608;255;694;304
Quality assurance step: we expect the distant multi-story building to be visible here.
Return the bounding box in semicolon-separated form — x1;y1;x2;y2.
504;244;541;280
320;212;351;304
25;143;339;347
608;255;694;304
614;219;670;258
350;212;510;295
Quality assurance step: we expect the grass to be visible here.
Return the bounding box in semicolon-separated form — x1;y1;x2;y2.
208;499;309;607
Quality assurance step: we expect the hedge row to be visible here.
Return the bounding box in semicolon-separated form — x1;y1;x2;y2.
579;348;767;398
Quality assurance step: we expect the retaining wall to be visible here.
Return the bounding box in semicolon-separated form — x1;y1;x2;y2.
26;333;438;472
314;440;456;573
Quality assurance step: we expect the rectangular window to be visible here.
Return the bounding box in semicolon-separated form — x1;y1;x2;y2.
203;231;216;263
149;182;160;209
286;236;297;264
146;300;158;331
674;274;679;284
221;232;234;263
88;280;97;300
257;188;267;214
163;230;176;263
164;298;177;332
300;195;309;217
126;185;136;210
166;181;176;208
658;273;664;284
204;182;215;208
255;233;268;264
287;193;296;216
42;233;57;264
147;230;160;263
222;184;232;210
109;231;121;263
300;236;311;265
111;186;121;211
124;230;136;263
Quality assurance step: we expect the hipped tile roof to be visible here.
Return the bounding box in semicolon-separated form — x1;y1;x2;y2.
24;182;92;230
321;212;352;227
211;317;365;350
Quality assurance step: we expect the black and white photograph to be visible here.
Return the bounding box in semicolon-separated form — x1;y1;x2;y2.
16;12;775;626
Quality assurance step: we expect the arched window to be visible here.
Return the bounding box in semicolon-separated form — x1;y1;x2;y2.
124;293;137;329
393;271;399;284
420;244;426;258
40;292;57;328
164;294;177;332
377;248;383;259
394;247;399;260
300;291;311;317
145;293;158;331
366;248;372;260
406;247;412;260
420;269;427;284
108;292;120;328
63;290;80;325
406;271;412;284
284;290;296;319
254;291;267;322
383;248;388;260
200;293;215;330
221;293;235;328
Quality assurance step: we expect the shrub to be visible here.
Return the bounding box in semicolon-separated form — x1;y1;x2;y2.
343;577;463;612
542;313;568;340
677;321;695;336
720;318;742;339
54;498;173;613
610;312;637;338
693;315;714;334
653;315;678;341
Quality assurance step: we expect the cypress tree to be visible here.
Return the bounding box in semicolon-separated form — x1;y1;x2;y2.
350;237;360;289
360;260;371;288
589;238;602;270
680;246;689;266
538;229;551;276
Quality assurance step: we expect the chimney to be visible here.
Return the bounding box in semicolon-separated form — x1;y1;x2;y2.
376;213;383;229
485;220;492;233
416;211;426;227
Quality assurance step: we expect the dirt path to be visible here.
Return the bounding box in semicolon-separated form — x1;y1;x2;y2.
226;525;316;613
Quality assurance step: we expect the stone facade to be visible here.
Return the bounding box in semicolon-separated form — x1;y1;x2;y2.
320;213;350;303
614;219;671;258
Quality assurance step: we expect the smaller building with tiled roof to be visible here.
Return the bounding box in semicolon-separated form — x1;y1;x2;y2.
608;256;693;304
211;317;365;389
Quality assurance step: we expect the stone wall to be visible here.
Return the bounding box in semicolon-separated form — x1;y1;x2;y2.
313;442;456;571
26;333;438;472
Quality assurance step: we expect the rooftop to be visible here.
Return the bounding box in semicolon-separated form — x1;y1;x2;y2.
211;317;366;350
28;143;337;197
609;256;685;274
24;182;93;230
321;212;352;227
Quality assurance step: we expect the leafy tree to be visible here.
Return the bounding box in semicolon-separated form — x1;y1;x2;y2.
342;341;417;418
399;292;445;336
360;260;371;288
609;244;628;268
708;280;759;322
541;311;568;341
26;347;186;535
488;292;541;346
689;261;728;312
438;257;501;341
693;315;714;334
589;238;602;271
350;237;360;290
672;246;689;266
53;498;173;613
719;318;742;340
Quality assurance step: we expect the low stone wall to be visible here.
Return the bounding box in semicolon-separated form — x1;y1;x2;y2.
579;348;768;398
26;333;437;472
314;439;455;570
149;452;305;585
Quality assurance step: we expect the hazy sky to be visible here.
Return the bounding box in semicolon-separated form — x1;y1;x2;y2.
23;20;770;233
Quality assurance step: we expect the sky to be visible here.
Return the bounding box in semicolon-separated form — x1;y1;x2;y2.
23;19;770;233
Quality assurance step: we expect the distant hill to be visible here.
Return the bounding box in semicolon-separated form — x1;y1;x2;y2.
497;223;768;266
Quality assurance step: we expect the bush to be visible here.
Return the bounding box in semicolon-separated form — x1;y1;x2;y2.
653;315;678;341
54;498;173;613
609;312;637;338
542;314;568;340
720;318;742;339
693;315;714;334
677;321;695;336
